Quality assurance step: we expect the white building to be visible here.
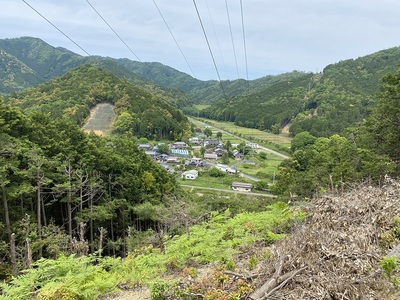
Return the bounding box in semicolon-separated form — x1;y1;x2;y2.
231;182;253;192
182;170;199;180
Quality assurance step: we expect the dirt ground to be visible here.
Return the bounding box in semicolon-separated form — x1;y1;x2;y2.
101;288;150;300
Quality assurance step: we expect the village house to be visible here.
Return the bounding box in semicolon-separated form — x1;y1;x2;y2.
172;141;188;149
231;182;253;192
138;143;152;150
204;153;218;160
182;170;199;180
188;137;200;144
216;164;237;174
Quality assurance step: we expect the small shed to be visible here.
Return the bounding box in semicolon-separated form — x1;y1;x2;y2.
204;153;218;160
138;144;152;150
173;142;188;149
182;170;199;180
231;182;253;192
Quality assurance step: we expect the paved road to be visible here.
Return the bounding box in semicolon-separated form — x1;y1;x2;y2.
181;185;275;197
191;118;289;159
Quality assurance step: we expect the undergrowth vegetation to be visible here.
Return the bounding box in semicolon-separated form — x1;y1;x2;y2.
0;203;304;299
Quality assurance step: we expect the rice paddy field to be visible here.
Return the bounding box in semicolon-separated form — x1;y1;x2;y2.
189;117;292;153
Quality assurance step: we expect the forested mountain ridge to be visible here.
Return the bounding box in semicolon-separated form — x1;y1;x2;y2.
5;64;191;140
201;46;400;137
0;37;339;105
2;36;400;139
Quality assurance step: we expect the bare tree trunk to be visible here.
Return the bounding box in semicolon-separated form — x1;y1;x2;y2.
37;182;42;257
41;194;47;227
110;219;115;257
26;238;32;269
2;185;11;242
98;227;106;258
10;233;17;276
67;190;72;238
65;161;73;238
89;196;94;253
2;185;17;275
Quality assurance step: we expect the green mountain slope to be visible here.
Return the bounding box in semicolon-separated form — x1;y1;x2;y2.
201;47;400;137
5;64;191;140
0;37;328;106
0;37;191;107
2;36;400;138
0;48;42;93
0;37;86;80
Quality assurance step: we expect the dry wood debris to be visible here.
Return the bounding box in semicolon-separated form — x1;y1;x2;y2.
250;177;400;300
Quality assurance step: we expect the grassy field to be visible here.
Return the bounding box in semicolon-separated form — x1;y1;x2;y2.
193;104;211;110
237;158;281;179
178;172;245;189
189;117;292;152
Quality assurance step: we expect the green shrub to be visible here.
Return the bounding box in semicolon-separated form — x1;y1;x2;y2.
380;256;399;279
0;254;118;300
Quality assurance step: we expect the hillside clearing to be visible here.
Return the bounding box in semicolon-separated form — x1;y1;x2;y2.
83;103;116;135
249;177;400;299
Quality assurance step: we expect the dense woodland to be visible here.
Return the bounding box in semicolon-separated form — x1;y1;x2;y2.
1;36;400;299
0;101;180;261
5;64;191;140
201;47;400;138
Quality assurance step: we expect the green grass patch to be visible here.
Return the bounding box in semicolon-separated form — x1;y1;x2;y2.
193;118;292;146
237;158;282;179
193;104;211;110
179;172;242;190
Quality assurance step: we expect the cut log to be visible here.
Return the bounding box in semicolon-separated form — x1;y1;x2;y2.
248;254;307;300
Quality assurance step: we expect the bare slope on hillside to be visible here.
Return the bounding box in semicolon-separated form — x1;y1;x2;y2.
250;177;400;299
83;103;115;135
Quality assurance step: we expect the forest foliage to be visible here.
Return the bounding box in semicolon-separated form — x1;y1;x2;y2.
272;69;400;198
0;101;180;275
5;64;191;140
200;47;400;137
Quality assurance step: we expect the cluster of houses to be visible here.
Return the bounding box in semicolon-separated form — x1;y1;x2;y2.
138;137;255;192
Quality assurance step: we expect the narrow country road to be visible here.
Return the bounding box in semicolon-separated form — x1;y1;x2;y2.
191;118;289;159
180;185;275;197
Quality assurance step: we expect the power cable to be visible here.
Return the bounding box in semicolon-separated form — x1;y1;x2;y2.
192;0;227;99
240;0;250;93
85;0;141;62
225;0;240;79
22;0;91;56
152;0;196;78
204;0;227;78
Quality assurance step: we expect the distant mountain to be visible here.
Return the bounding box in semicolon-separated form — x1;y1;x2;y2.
0;37;303;104
5;64;191;140
201;47;400;137
2;36;400;138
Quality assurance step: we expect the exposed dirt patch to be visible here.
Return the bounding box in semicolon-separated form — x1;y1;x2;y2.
100;287;150;300
83;103;116;135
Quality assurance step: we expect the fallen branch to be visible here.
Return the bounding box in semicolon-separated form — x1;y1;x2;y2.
248;255;286;300
223;270;265;280
261;267;307;300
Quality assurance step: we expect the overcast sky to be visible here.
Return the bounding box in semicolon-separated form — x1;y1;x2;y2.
1;0;400;80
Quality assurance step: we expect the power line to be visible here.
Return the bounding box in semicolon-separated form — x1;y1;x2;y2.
224;0;240;79
204;0;227;78
240;0;250;93
152;0;196;78
85;0;141;62
192;0;227;99
22;0;91;56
